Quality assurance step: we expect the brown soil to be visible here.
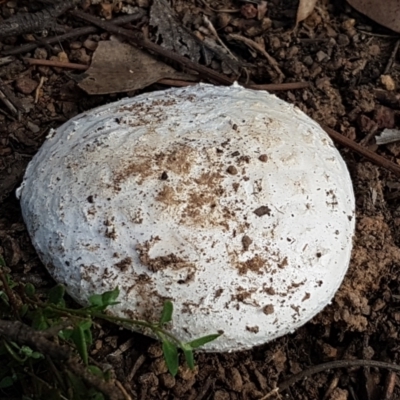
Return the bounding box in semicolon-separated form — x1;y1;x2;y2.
1;0;400;399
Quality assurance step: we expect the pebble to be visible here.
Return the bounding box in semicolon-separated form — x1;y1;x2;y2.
34;47;48;60
83;39;98;52
316;50;329;62
380;75;396;91
70;41;82;50
15;77;38;94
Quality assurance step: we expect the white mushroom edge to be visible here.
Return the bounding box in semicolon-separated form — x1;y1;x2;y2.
17;83;355;352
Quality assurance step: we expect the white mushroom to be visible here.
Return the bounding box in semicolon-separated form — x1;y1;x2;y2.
17;83;355;352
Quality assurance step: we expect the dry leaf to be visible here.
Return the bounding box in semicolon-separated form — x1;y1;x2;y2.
347;0;400;33
150;0;204;62
296;0;318;24
78;40;195;95
376;128;400;145
150;0;242;74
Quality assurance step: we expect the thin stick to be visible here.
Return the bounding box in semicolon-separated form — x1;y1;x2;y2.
384;39;400;75
34;76;46;104
247;82;309;91
277;359;400;393
228;33;284;78
322;124;400;178
24;57;88;70
70;10;234;86
2;12;146;56
158;79;309;91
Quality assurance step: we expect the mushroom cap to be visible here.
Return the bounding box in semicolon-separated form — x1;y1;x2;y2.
18;84;355;352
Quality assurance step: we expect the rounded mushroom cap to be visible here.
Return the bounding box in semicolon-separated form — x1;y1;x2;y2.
18;84;355;352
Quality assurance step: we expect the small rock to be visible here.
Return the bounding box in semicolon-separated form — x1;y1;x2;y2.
147;343;163;358
213;390;230;400
337;34;350;47
269;36;281;50
226;367;243;392
34;47;48;59
150;358;168;375
15;77;38;94
227;165;238;175
70;48;91;65
327;387;348;400
83;39;98;52
136;0;149;7
27;121;40;134
369;44;380;56
303;55;313;66
57;51;69;63
70;41;82;50
159;373;175;388
380;74;396;91
374;105;395;129
316;50;328;62
241;3;257;19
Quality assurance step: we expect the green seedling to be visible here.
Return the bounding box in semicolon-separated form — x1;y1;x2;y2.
0;255;221;400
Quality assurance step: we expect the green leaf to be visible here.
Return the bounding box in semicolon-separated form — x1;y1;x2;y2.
3;341;25;363
186;333;222;349
183;348;194;370
159;300;173;325
101;287;120;307
81;322;93;346
87;365;103;378
66;370;86;394
87;390;105;400
0;375;16;388
59;328;73;340
20;346;43;360
31;309;49;330
20;303;29;317
71;325;89;365
88;293;103;308
162;340;179;376
48;284;65;307
0;290;9;306
0;256;5;267
24;283;36;298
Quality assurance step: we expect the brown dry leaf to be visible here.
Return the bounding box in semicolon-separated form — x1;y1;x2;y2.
150;0;242;74
346;0;400;33
296;0;318;24
78;40;195;95
150;0;205;62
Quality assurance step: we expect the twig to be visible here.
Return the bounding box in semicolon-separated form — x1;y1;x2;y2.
0;78;24;115
0;319;71;360
383;371;397;400
0;0;80;38
0;268;20;317
127;354;146;381
321;124;400;178
69;10;234;86
34;76;46;104
2;12;146;56
228;33;284;79
157;79;309;91
202;15;238;61
115;380;133;400
196;377;216;400
247;82;309;91
384;39;400;75
277;359;400;393
24;57;88;70
157;78;198;87
66;358;124;400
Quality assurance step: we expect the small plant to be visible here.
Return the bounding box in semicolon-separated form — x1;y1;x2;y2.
0;256;220;399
